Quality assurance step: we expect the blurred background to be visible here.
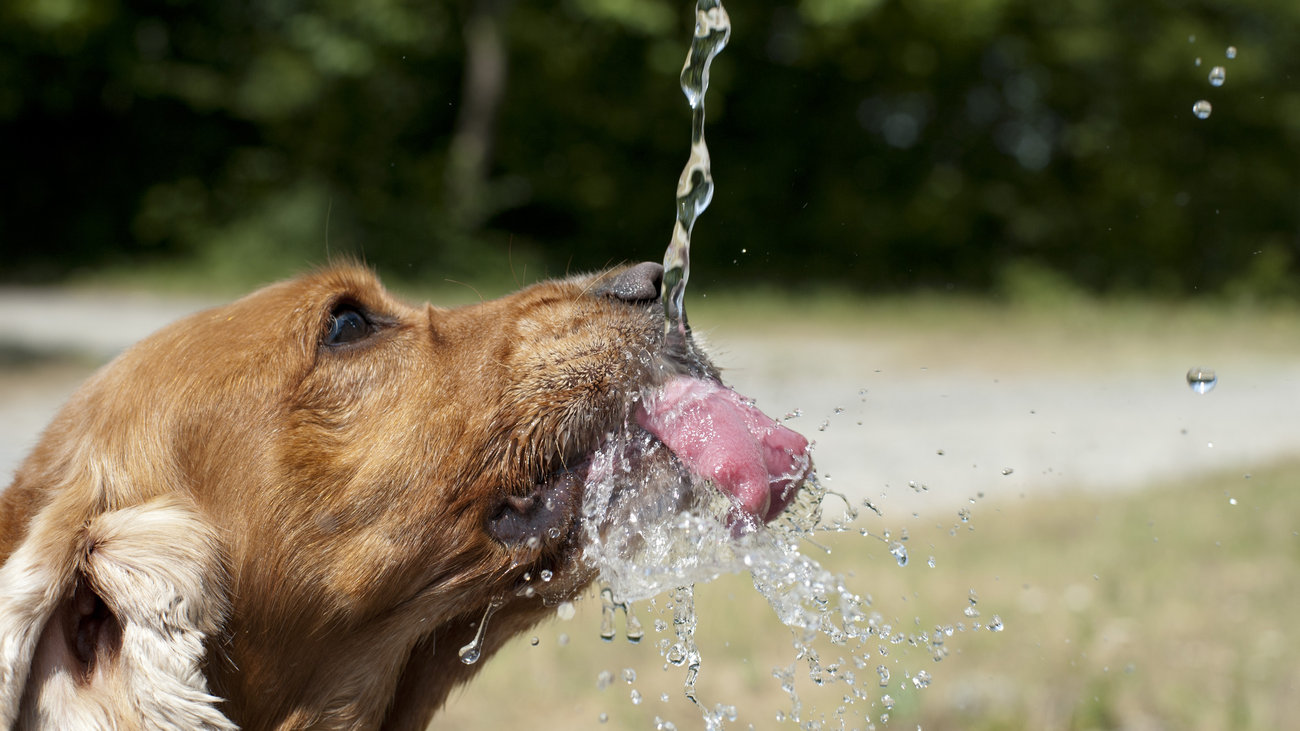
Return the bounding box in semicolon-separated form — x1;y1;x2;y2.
3;1;1300;729
2;0;1298;297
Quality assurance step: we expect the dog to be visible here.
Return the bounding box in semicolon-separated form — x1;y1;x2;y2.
0;262;809;729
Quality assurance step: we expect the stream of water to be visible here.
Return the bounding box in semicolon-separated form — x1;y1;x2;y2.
660;0;729;343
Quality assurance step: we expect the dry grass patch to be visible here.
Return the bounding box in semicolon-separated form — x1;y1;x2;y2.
437;460;1299;730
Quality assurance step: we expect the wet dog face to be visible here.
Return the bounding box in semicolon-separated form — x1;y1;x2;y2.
0;262;807;730
181;265;685;723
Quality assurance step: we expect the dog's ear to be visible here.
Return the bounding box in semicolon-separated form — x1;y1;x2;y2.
0;494;236;730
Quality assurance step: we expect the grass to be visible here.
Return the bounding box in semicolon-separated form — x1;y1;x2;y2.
435;460;1300;730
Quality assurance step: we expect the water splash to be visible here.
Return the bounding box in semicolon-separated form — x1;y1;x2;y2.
661;0;731;345
578;407;995;725
458;596;504;665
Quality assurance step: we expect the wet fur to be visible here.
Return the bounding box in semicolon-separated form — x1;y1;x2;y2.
0;265;667;729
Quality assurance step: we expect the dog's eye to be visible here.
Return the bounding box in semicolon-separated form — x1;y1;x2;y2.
324;306;372;346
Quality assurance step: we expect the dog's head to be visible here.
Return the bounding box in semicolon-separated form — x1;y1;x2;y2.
0;263;808;729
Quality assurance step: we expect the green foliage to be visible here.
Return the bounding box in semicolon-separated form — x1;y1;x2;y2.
1;0;1297;298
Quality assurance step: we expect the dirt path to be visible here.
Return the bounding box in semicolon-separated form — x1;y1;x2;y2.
3;288;1298;520
715;329;1300;517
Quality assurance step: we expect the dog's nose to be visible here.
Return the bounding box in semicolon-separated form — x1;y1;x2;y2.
599;262;663;304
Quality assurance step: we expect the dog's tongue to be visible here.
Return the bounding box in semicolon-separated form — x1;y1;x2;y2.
636;376;810;524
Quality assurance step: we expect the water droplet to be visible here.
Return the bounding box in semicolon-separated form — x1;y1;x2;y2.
667;643;686;665
1187;367;1217;393
988;615;1004;632
1229;497;1238;506
1208;66;1226;87
1194;57;1202;67
661;692;670;702
1226;45;1237;59
877;665;890;687
599;712;609;723
911;670;932;689
458;597;504;665
599;586;617;641
927;556;936;568
597;670;614;690
540;569;554;582
530;636;539;646
556;601;576;620
889;542;909;567
623;668;637;683
882;694;895;709
557;633;569;646
1001;467;1014;476
626;603;645;643
631;689;643;705
1192;100;1212;119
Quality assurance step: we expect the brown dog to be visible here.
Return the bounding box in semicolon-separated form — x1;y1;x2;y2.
0;263;807;729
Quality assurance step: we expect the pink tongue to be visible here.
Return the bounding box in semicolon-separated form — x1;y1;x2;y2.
636;376;810;523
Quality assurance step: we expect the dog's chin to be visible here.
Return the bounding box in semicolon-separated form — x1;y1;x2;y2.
486;462;587;551
482;431;688;598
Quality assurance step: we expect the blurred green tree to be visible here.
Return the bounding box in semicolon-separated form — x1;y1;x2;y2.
0;0;1296;296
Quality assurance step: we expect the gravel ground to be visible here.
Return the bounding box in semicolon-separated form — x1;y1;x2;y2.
3;287;1298;520
715;331;1300;517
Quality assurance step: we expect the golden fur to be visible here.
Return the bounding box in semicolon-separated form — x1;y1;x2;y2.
0;264;673;729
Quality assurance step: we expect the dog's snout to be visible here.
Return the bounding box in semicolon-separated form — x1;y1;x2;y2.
599;262;663;304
